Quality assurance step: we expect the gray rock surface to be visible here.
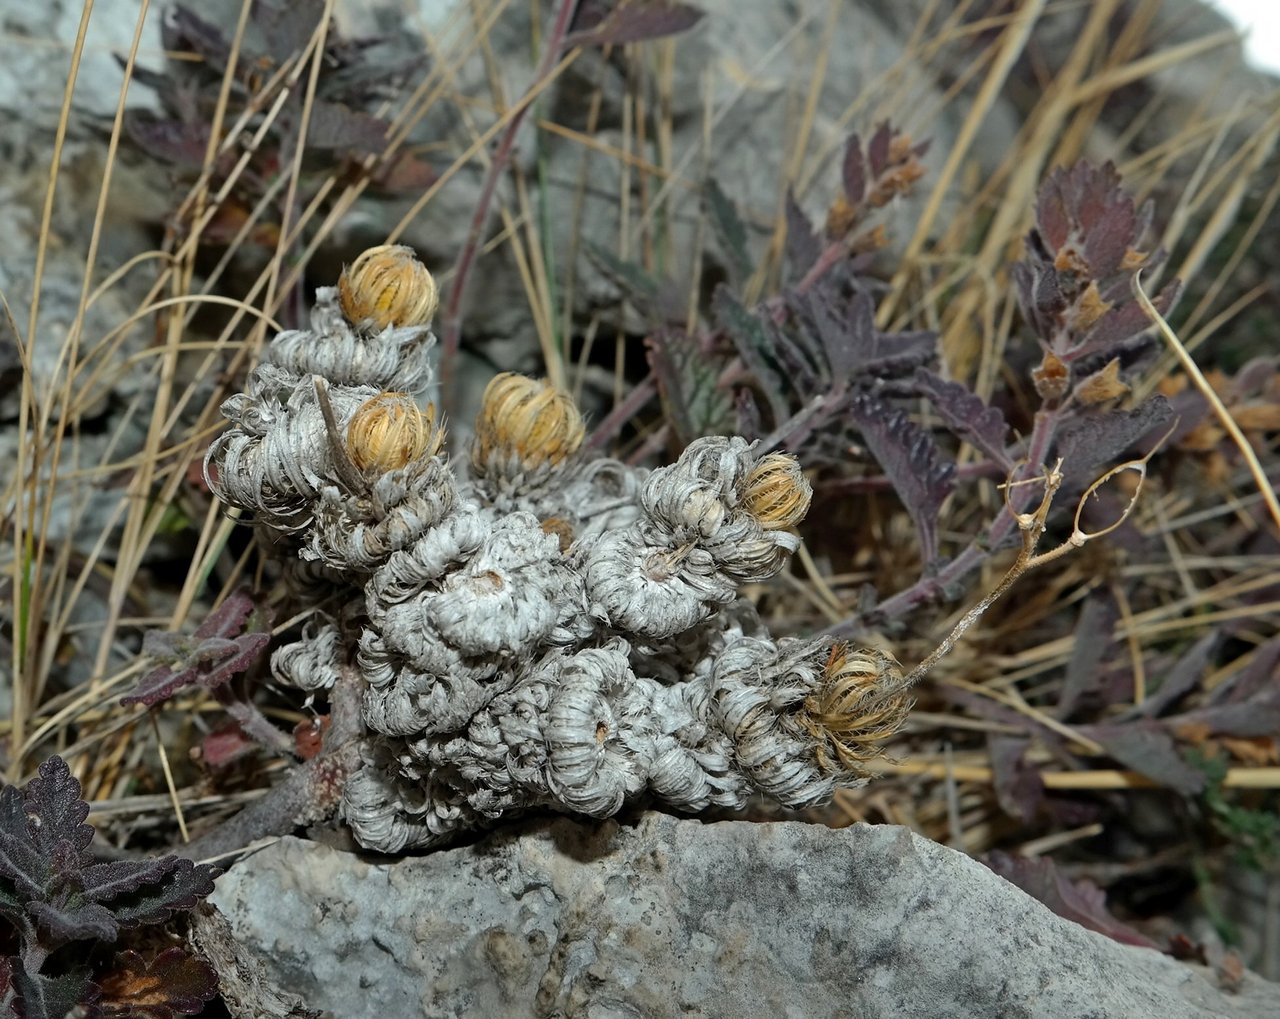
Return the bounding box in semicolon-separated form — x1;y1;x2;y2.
210;812;1278;1018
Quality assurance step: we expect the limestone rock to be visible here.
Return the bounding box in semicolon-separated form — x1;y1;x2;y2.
210;812;1279;1018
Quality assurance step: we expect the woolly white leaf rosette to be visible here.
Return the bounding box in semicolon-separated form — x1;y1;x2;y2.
206;246;911;853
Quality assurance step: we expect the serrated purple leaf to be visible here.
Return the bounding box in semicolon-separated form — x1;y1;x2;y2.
1074;279;1181;357
125;592;271;707
192;589;256;641
10;959;96;1019
805;287;877;379
645;328;733;447
27;896;119;945
104;857;216;929
566;0;704;47
914;368;1012;467
23;758;93;860
846;393;955;563
119;666;184;709
982;852;1159;949
199;632;272;690
1053;396;1173;484
78;857;177;906
0;786;47;899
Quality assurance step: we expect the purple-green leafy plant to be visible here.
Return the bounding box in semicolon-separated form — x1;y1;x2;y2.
0;757;218;1018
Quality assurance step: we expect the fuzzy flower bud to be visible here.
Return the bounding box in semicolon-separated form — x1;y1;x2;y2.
338;244;438;331
472;373;585;476
346;392;443;475
742;452;811;530
797;644;911;775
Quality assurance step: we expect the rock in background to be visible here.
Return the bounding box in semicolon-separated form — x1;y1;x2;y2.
210;812;1279;1018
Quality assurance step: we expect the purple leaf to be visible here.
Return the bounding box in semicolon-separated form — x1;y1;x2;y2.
123;591;272;708
305;101;391;155
841;133;866;205
982;851;1160;949
1125;631;1219;719
646;328;734;447
1210;635;1280;706
371;151;438;194
1057;593;1118;719
27;896;118;945
988;736;1044;821
160;5;231;68
10;959;96;1019
192;589;257;641
0;788;49;900
22;758;93;861
714;285;791;429
1053;396;1173;484
704;178;752;286
103;857;216;929
867;121;892;178
846;392;955;564
98;948;220;1018
913;369;1012;467
1074;279;1181;359
122;112;211;169
1080;719;1205;795
1175;688;1280;739
566;0;704;47
783;191;821;275
256;0;326;62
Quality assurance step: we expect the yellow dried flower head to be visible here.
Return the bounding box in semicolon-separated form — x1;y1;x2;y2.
338;245;438;331
472;373;585;473
799;644;910;775
346;392;443;475
742;453;811;530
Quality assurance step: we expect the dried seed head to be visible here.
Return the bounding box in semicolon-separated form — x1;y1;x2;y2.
799;644;910;774
346;392;443;474
338;245;438;330
742;453;811;530
540;516;575;553
472;373;585;472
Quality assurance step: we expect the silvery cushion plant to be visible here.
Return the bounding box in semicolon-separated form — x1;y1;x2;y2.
205;245;915;852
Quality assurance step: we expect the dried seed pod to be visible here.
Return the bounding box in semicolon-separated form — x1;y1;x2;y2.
346;392;443;475
742;452;811;530
471;373;585;474
338;245;438;331
798;644;911;775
